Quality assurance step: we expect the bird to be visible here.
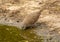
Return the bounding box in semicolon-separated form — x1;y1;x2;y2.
19;10;41;30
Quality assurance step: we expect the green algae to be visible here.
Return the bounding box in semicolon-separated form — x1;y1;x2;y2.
0;24;43;42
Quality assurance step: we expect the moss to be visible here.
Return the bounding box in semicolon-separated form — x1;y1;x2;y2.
0;24;43;42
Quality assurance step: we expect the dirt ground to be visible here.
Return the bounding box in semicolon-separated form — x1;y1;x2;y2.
0;0;60;42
